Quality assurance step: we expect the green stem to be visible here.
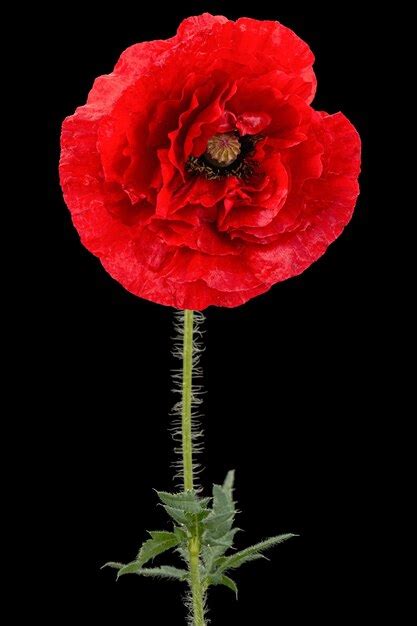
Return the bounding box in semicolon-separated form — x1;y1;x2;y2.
189;536;205;626
181;310;206;626
182;310;194;492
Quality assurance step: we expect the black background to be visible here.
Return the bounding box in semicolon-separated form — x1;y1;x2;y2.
46;2;372;624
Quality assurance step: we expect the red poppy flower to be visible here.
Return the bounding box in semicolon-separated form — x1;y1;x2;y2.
60;14;361;310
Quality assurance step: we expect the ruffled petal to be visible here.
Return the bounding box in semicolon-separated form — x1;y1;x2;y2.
245;112;361;286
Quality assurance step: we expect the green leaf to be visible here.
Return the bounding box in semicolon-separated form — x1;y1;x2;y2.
118;559;188;579
202;473;237;562
205;511;234;540
134;566;188;581
174;526;188;542
206;573;238;598
157;490;211;514
223;470;235;498
147;530;179;542
101;561;124;570
209;528;241;549
175;543;189;561
213;481;235;515
202;530;240;574
212;484;231;513
215;534;297;574
133;532;180;569
192;508;212;525
218;575;238;598
201;473;239;572
205;510;234;530
117;561;143;577
163;505;189;526
163;505;210;529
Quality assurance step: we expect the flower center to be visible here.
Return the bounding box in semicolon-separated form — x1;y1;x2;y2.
186;133;261;181
205;133;241;167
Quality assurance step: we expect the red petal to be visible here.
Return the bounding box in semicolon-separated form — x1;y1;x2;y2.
236;112;271;135
245;112;361;286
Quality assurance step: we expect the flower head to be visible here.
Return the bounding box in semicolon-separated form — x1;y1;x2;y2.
60;14;361;309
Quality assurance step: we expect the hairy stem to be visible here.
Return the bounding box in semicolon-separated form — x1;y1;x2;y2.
181;310;206;626
182;310;194;492
189;536;205;626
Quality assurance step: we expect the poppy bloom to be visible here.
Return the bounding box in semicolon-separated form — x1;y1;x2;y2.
60;13;361;310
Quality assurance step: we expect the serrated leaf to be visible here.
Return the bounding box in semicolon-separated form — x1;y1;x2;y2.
203;482;236;556
209;528;241;549
202;476;238;568
194;509;211;521
212;482;235;517
204;482;235;538
101;561;124;570
202;529;240;573
212;484;231;512
223;470;235;497
205;510;234;532
163;505;189;526
163;505;210;528
175;543;189;561
174;526;188;542
218;575;238;598
148;531;179;542
157;490;211;514
206;516;234;543
133;532;180;568
117;561;143;577
215;533;297;574
206;573;238;598
134;566;188;581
